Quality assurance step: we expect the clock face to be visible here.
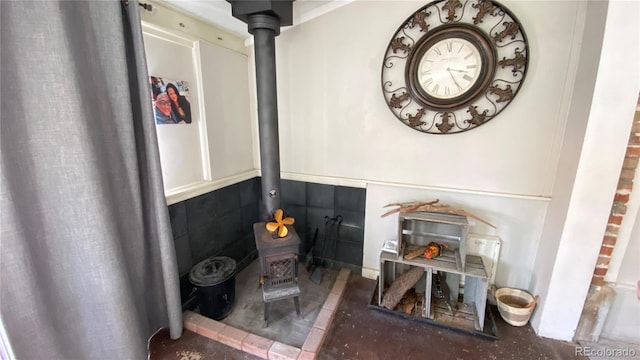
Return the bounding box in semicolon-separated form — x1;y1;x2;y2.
418;38;482;100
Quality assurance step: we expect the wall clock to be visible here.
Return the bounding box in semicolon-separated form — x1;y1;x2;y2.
381;0;529;134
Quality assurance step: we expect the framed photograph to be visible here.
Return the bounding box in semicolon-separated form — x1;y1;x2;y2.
149;76;192;125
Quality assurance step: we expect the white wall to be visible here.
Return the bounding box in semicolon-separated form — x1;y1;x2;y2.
264;0;582;288
272;0;580;197
200;42;254;181
254;0;638;341
141;5;256;204
144;30;204;190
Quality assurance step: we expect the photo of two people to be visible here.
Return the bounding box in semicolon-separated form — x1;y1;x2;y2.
149;76;192;125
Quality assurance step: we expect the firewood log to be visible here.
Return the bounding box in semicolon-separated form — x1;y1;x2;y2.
381;266;424;310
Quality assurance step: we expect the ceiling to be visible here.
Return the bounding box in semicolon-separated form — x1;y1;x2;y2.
158;0;352;39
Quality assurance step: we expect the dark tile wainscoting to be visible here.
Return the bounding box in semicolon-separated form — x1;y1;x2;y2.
168;177;366;308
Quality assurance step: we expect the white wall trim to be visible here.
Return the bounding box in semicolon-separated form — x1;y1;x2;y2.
193;41;212;182
142;1;247;55
142;22;197;46
282;172;552;201
361;267;379;280
165;169;260;205
164;169;551;205
280;171;367;188
278;171;551;200
366;179;552;201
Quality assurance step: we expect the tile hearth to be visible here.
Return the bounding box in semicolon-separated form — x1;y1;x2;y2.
182;259;350;359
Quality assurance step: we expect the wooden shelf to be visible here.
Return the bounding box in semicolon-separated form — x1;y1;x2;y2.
398;211;469;271
383;246;488;279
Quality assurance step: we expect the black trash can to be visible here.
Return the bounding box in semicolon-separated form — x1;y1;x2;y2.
189;256;237;320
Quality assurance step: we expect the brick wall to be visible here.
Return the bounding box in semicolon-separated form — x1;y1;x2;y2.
592;95;640;285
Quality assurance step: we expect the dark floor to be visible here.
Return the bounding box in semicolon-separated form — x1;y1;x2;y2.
319;276;584;360
150;328;261;360
150;274;587;360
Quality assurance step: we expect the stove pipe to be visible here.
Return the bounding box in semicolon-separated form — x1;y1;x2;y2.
250;14;282;220
227;0;293;220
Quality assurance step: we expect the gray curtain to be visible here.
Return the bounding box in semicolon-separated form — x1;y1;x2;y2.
1;1;183;359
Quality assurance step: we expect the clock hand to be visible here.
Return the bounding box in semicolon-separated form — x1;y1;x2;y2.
448;68;468;73
447;68;463;91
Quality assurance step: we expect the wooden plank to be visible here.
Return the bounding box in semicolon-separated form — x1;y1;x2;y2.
425;267;433;319
378;259;384;306
382;251;459;273
431;300;480;332
403;246;427;260
402;231;463;243
400;212;469;226
383;250;484;278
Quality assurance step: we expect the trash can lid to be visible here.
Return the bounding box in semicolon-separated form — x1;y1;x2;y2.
189;256;237;286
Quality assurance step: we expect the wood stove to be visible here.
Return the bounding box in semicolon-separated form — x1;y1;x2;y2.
253;223;301;325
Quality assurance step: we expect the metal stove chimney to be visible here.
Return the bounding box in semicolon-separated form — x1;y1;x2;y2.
227;0;294;220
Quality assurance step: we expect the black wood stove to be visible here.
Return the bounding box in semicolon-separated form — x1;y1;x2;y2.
253;223;301;324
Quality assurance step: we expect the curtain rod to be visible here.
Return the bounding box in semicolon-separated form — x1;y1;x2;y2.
121;1;153;12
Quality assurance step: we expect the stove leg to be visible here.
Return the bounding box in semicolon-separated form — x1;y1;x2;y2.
264;302;270;328
294;296;301;317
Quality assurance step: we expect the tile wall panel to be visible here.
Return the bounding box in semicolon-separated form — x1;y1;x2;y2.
168;177;365;308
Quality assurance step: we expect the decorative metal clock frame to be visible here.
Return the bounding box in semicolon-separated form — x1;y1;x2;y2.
381;0;529;134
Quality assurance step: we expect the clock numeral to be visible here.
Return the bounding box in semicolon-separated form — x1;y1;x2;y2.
422;69;432;75
466;64;477;69
445;86;450;96
462;74;473;81
432;84;440;95
464;52;474;60
455;82;463;91
458;43;464;53
423;78;433;86
446;41;453;52
434;47;442;56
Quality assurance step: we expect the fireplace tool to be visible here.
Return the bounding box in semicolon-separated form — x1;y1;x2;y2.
310;215;343;285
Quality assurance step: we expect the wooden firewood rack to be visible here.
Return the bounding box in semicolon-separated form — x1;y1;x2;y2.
377;211;490;333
